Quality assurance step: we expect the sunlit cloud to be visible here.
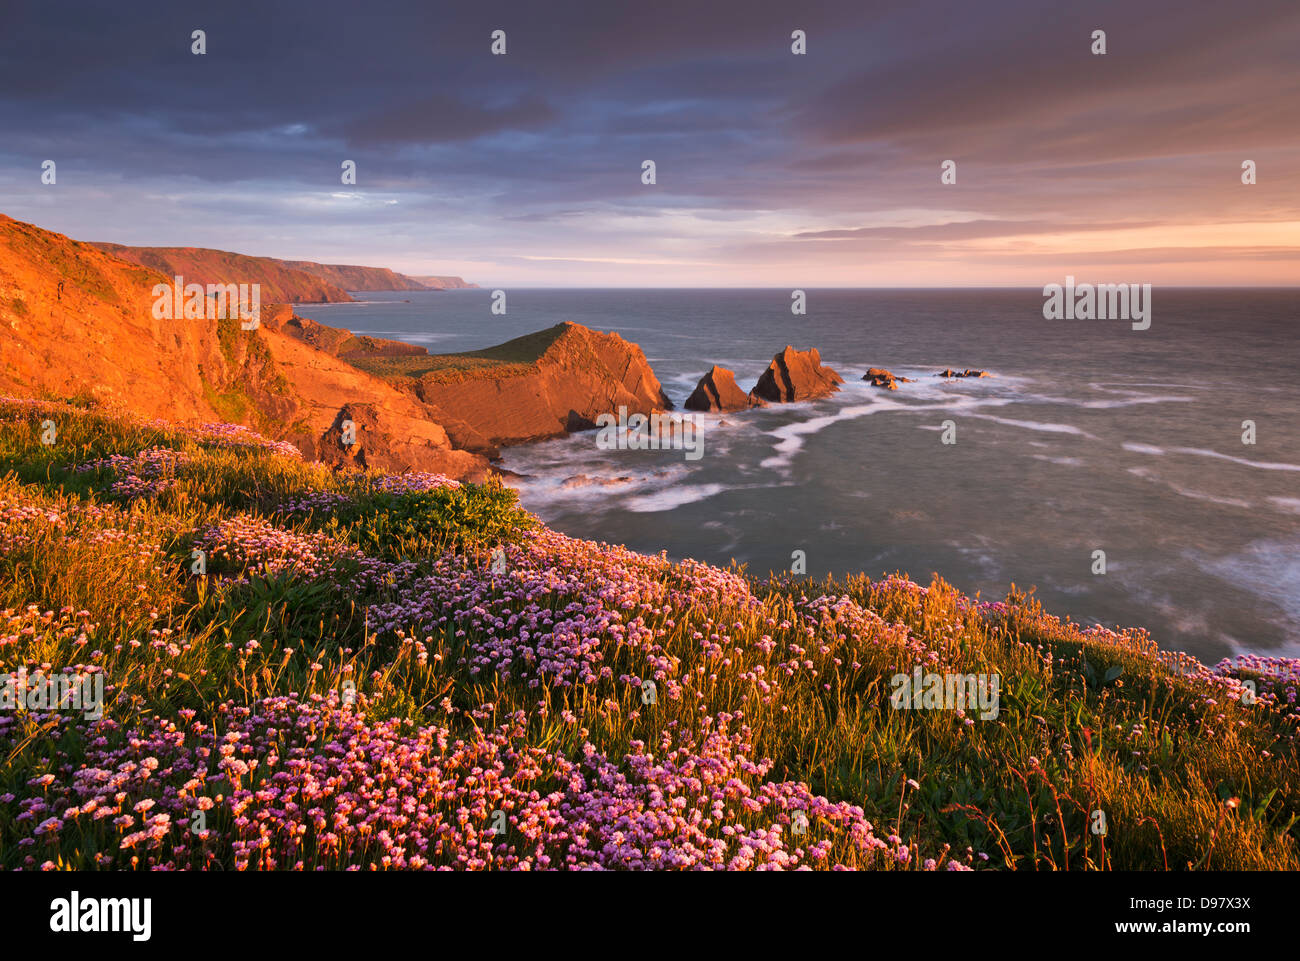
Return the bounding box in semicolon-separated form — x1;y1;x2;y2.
0;0;1295;285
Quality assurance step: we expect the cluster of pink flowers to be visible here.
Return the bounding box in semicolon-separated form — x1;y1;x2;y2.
371;528;758;693
1;605;95;651
145;420;302;458
275;472;461;517
1213;654;1300;718
193;516;401;591
77;447;190;499
0;497;65;552
275;490;354;516
373;473;462;495
874;575;929;596
0;396;86;419
2;692;959;871
195;516;354;583
0;398;301;460
1;496;160;576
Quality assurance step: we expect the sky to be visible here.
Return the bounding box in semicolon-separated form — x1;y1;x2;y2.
1;0;1298;287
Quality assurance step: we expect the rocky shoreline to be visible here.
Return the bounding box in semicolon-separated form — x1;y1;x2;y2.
0;214;1001;486
682;349;992;407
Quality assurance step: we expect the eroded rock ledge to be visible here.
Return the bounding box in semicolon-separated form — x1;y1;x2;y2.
684;347;844;410
417;322;670;452
684;365;765;412
751;346;844;403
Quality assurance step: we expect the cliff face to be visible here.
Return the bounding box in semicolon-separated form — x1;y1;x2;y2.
274;316;673;453
410;322;672;453
93;243;471;297
750;346;844;403
0;214;673;476
3;216;228;422
273;260;429;292
409;275;479;289
1;216;488;480
275;314;426;361
91;243;355;303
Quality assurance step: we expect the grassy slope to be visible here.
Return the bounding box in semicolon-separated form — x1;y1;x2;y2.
0;397;1296;870
343;325;567;385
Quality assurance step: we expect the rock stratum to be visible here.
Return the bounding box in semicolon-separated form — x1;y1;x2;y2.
684;365;764;412
750;346;844;404
296;319;672;454
2;217;477;476
90;243;356;304
0;214;667;479
91;245;475;299
416;322;671;452
863;367;914;390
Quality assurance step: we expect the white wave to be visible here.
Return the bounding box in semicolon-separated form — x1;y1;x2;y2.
1124;443;1300;472
966;413;1095;437
623;484;729;513
1089;381;1215;391
760;392;1010;471
1122;442;1166;455
1076;395;1195;408
1126;468;1254;509
1025;391;1195;409
1200;540;1300;641
760;401;892;470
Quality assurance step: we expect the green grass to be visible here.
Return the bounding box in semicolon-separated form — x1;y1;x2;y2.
0;396;1295;870
343;323;567;384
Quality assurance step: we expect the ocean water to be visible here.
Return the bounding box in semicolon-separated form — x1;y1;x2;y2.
295;288;1300;663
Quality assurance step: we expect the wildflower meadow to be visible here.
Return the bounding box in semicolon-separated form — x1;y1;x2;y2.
1;397;1296;871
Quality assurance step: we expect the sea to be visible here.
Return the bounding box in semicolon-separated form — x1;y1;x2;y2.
295;288;1300;664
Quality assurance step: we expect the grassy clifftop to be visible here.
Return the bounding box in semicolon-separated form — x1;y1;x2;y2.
90;243;354;304
1;397;1296;870
340;322;571;384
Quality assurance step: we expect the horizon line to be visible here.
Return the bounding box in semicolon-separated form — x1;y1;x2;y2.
334;284;1300;291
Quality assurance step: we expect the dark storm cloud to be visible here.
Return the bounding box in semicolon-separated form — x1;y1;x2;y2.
334;95;557;145
0;0;1296;283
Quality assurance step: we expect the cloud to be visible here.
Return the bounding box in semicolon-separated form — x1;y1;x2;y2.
333;94;556;145
0;0;1295;284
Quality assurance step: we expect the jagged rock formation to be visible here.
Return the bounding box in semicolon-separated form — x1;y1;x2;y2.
411;322;672;453
312;403;484;477
749;346;843;404
684;365;763;412
863;367;914;390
